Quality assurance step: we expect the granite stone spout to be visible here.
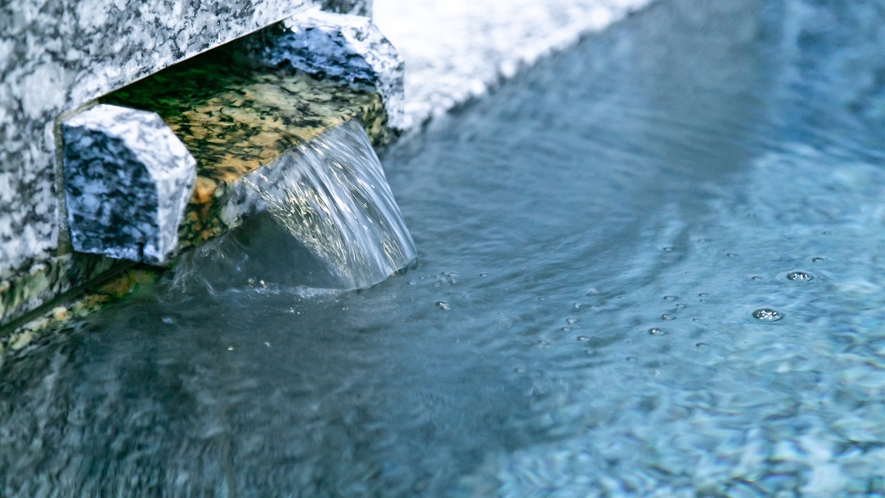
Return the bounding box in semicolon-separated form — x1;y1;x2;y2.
61;104;198;265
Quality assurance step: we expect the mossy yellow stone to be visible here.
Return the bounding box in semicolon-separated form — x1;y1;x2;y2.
102;51;388;252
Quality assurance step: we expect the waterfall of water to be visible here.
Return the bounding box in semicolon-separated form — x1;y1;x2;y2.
243;120;417;290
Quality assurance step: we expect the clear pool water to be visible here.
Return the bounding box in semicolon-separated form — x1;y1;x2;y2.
2;0;885;496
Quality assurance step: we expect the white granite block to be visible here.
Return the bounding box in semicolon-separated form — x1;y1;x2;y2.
61;104;197;265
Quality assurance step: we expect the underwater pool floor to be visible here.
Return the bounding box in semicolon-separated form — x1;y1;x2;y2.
2;0;885;496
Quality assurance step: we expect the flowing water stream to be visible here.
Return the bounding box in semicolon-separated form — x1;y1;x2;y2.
175;120;416;295
247;122;416;291
1;0;885;496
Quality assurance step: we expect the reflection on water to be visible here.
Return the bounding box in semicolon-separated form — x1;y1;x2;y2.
1;0;884;495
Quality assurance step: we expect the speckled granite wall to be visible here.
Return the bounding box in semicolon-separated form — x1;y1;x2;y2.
0;0;369;280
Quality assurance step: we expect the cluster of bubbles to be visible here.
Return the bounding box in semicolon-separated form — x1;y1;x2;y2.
753;308;783;321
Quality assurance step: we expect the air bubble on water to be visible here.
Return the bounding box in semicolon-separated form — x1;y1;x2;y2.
576;335;588;342
228;347;234;351
162;317;174;325
566;318;577;325
662;314;675;320
753;308;783;321
675;304;686;310
436;301;450;310
586;288;599;296
663;296;676;301
264;342;270;347
787;271;814;281
648;328;666;336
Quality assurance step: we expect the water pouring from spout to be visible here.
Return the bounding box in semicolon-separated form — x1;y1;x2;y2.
245;120;417;290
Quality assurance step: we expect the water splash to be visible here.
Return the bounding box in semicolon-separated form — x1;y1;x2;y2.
245;121;417;290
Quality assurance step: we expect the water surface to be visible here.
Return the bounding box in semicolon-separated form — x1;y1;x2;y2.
2;0;885;496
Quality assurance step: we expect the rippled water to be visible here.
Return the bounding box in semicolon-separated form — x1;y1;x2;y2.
2;0;885;495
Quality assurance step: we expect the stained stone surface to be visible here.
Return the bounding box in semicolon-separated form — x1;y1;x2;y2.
0;267;159;360
0;253;117;328
101;46;388;251
0;0;370;277
62;104;197;265
250;9;405;130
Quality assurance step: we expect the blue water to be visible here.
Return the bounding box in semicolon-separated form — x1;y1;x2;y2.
2;0;885;496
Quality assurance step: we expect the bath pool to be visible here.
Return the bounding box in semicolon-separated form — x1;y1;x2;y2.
1;0;884;495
